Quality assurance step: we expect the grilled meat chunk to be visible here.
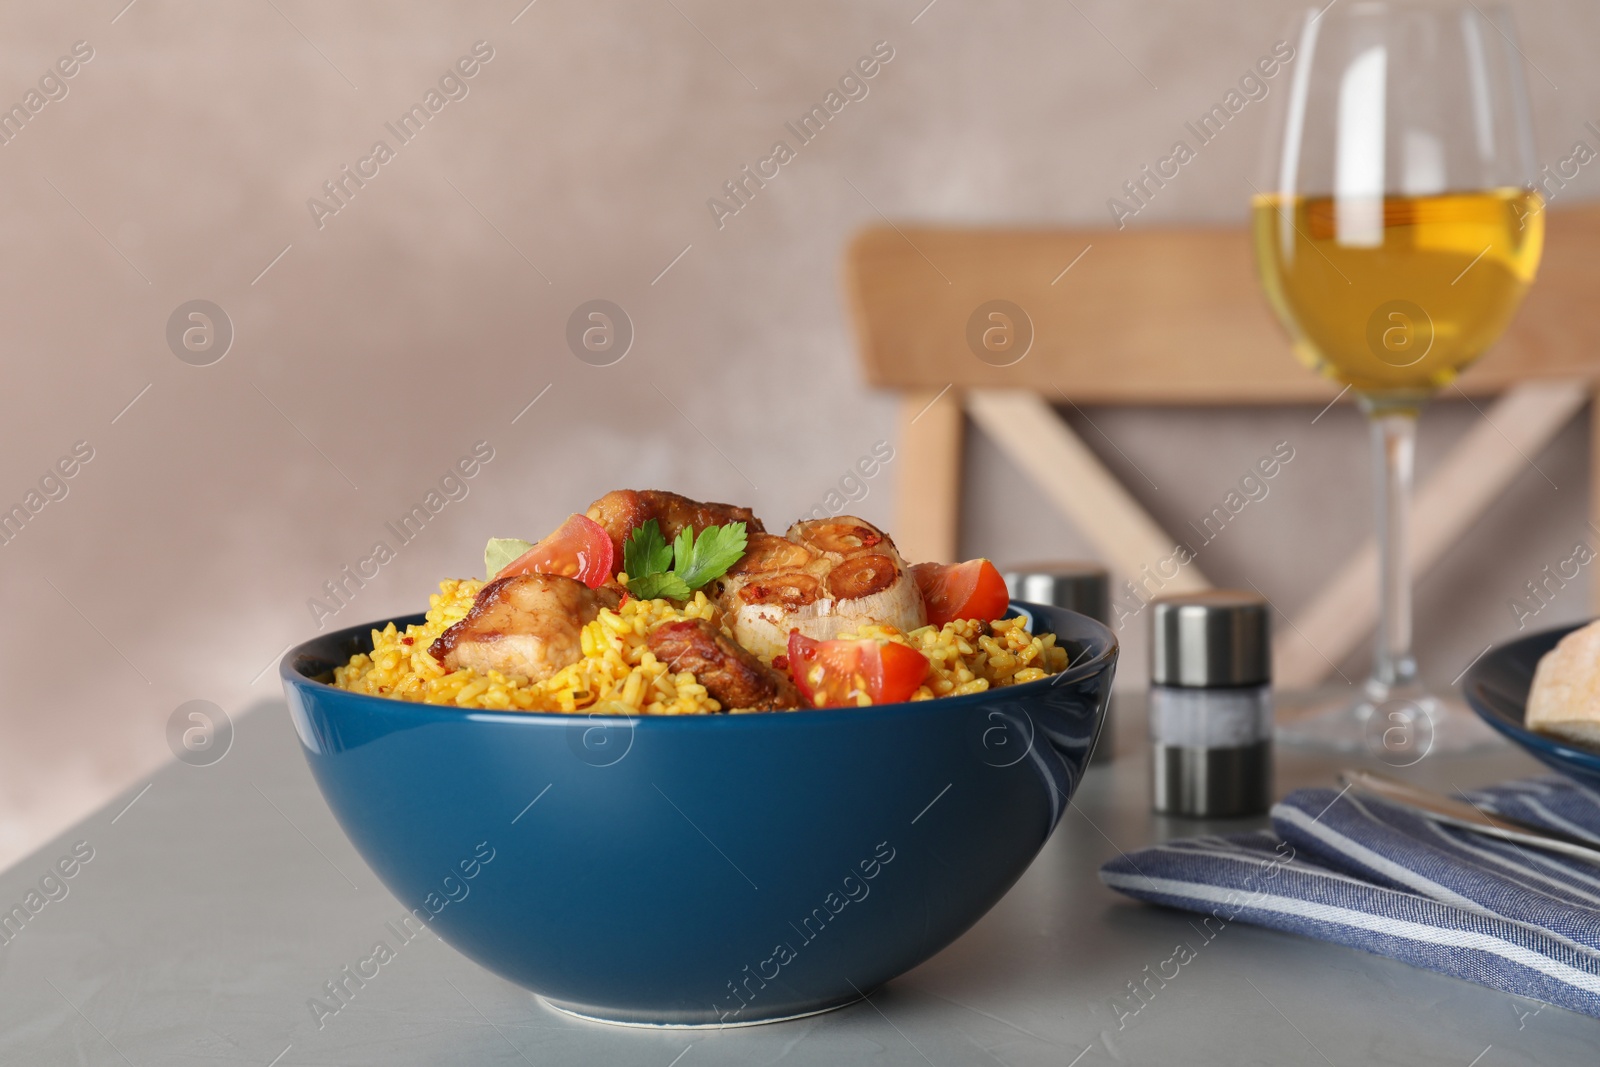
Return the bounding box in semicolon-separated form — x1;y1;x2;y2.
429;574;618;681
585;489;764;564
646;619;802;711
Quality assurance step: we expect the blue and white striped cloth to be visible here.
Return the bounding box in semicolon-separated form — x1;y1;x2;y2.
1099;777;1600;1019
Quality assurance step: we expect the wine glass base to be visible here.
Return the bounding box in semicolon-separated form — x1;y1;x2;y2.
1276;685;1503;760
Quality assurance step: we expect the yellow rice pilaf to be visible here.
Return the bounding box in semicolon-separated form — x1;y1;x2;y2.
851;617;1069;707
332;578;1073;714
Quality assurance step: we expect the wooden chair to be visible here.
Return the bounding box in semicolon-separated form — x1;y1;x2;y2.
842;207;1600;689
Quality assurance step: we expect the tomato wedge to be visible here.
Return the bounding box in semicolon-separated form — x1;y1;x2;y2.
496;513;614;588
911;559;1010;626
787;631;929;708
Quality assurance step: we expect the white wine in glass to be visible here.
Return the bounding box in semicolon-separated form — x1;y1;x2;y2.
1254;4;1543;752
1255;190;1543;396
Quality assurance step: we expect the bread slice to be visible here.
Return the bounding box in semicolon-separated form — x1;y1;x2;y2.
1526;620;1600;750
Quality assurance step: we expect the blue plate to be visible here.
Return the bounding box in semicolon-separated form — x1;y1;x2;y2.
282;601;1116;1027
1462;621;1600;791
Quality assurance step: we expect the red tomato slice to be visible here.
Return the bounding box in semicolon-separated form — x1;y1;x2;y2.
911;559;1010;626
787;631;929;708
496;513;614;588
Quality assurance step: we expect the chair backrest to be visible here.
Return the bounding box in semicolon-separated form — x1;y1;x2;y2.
844;205;1600;402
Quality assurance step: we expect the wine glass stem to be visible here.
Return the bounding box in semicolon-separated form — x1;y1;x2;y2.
1369;408;1419;699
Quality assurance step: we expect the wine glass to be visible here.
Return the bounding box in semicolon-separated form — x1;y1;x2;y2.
1253;2;1544;752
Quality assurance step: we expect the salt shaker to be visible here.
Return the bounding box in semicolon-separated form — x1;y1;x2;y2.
1149;590;1272;817
1003;563;1114;762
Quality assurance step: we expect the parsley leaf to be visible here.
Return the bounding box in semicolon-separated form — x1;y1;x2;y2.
628;571;692;601
674;522;748;589
622;518;748;600
623;520;674;583
672;525;695;583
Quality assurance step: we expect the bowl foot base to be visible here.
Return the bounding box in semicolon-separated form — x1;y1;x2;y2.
538;990;868;1029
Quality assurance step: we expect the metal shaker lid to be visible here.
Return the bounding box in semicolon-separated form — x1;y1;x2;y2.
1150;590;1270;687
1001;562;1109;623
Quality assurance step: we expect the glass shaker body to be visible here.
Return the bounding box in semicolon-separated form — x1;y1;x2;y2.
1149;683;1272;816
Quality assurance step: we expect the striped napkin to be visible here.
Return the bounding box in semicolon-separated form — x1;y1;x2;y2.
1099;777;1600;1019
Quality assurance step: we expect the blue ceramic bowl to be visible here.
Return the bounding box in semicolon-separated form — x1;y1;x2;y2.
282;601;1116;1027
1462;621;1600;792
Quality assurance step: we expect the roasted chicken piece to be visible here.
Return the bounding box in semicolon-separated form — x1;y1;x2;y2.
646;619;802;711
429;574;618;681
585;489;764;566
713;517;927;661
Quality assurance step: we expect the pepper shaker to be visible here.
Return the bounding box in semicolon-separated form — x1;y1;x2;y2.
1002;563;1113;762
1149;590;1272;817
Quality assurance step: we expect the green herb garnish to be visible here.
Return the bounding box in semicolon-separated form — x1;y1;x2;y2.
623;519;747;601
672;524;747;588
623;520;688;600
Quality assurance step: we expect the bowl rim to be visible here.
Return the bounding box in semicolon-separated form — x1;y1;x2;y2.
1461;619;1600;771
280;599;1119;729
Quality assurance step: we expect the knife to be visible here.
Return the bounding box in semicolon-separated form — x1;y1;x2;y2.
1337;768;1600;867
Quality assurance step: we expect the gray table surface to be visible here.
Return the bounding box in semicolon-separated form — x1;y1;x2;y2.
2;696;1596;1067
